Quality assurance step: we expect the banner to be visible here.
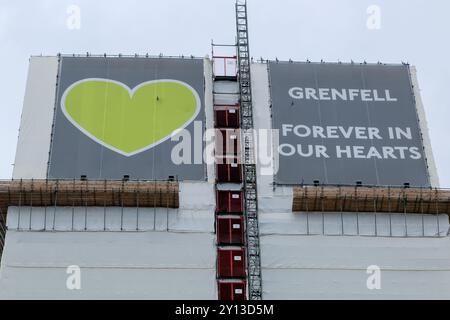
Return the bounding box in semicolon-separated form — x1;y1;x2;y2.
48;57;206;181
269;61;430;187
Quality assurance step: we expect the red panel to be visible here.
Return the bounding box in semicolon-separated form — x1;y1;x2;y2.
215;110;227;128
218;248;246;278
227;109;240;128
216;129;225;157
214;108;240;129
229;163;242;183
216;164;242;183
216;191;243;213
217;216;245;245
216;191;230;212
218;281;247;301
217;164;229;183
229;191;243;212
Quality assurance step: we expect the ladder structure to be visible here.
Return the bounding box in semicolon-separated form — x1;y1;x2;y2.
235;0;262;300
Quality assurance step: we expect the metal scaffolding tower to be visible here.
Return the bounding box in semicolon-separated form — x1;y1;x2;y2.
236;0;262;300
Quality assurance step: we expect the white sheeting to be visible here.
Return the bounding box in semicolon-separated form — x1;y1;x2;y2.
0;179;216;299
179;182;215;211
204;59;216;183
261;235;450;299
213;90;239;105
214;81;239;94
259;212;449;237
263;269;450;300
251;63;294;213
410;66;440;187
6;207;214;233
5;182;216;233
13;56;59;179
0;231;216;300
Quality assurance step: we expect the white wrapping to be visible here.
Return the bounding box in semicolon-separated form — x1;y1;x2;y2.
179;182;215;211
251;63;294;213
204;59;216;183
6;207;214;233
13;56;59;179
213;92;239;106
261;235;450;299
214;81;239;94
409;66;440;187
0;231;216;300
259;212;449;237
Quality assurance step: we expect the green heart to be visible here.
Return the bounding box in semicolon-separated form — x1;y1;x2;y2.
62;79;200;156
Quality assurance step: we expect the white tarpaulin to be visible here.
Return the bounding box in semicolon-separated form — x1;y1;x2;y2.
6;207;214;233
13;57;59;179
1;180;216;299
259;212;449;237
261;235;450;299
0;230;216;299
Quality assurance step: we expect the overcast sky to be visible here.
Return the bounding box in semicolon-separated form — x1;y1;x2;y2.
0;0;449;186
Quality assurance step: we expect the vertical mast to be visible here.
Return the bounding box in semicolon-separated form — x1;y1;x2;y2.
235;0;262;300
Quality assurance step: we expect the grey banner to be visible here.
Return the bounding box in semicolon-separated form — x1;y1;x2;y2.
48;57;206;181
269;61;430;187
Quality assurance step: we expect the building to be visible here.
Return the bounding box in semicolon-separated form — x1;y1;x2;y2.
1;0;449;300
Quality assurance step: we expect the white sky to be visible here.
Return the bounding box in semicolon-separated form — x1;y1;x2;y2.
0;0;449;186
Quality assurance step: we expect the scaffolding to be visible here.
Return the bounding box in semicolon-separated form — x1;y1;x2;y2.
0;179;179;213
236;0;263;301
290;185;450;238
293;185;450;216
0;179;179;257
0;180;179;212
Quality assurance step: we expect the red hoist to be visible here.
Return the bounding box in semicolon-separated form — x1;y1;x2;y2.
212;0;262;301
